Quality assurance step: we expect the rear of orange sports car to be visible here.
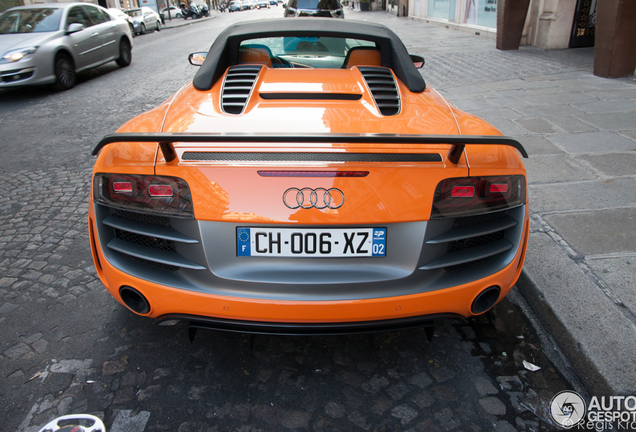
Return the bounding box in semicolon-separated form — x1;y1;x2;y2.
88;19;529;334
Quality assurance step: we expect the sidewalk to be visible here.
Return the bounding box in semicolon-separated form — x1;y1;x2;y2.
160;13;215;30
351;10;636;397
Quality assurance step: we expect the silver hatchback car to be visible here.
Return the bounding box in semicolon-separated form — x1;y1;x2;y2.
0;3;133;91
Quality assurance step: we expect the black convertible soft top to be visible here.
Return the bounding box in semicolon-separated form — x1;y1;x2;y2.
192;18;426;93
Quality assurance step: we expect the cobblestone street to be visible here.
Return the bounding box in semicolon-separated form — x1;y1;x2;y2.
3;7;627;431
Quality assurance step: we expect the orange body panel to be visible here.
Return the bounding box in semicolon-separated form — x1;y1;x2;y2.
90;56;528;327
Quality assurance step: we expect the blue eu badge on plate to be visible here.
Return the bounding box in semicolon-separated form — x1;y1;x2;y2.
237;228;251;256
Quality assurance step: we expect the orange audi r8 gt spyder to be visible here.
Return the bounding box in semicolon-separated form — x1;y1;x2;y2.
89;19;529;335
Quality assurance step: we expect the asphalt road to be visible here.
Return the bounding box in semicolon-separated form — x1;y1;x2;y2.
1;9;582;432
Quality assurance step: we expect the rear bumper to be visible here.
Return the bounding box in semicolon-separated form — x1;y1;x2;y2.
88;204;529;323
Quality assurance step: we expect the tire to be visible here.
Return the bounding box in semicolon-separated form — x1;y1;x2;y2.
116;39;132;67
156;21;161;31
129;23;134;36
140;22;146;34
176;13;182;18
53;53;76;91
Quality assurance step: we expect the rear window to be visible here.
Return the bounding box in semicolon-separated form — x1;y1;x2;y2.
240;36;377;69
0;8;62;34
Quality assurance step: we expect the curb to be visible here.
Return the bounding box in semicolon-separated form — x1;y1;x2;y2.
516;231;636;396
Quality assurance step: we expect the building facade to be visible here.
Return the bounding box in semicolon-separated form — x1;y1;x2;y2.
407;0;597;49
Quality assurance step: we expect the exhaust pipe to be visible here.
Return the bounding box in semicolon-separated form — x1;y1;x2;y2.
471;286;500;315
119;286;150;315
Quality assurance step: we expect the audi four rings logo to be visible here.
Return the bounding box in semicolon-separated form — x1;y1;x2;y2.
283;188;345;209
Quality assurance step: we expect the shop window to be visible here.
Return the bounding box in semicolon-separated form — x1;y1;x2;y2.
428;0;456;20
463;0;497;28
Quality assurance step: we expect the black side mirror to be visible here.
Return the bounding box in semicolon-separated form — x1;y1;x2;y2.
410;54;425;69
189;52;207;66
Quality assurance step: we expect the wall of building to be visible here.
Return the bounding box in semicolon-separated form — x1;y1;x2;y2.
408;0;586;49
524;0;577;48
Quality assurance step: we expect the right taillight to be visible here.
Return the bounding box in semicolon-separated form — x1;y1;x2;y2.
431;175;526;218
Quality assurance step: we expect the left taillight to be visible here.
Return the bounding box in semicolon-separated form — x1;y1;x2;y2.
431;175;526;219
93;173;194;218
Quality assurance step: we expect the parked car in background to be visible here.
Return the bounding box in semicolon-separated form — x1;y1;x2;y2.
228;0;243;11
89;19;529;336
108;8;135;36
284;0;344;17
0;3;133;91
242;0;254;10
160;6;182;19
270;0;278;5
256;0;270;8
124;7;161;35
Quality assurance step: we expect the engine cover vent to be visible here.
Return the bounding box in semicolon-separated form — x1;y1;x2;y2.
221;65;262;115
358;66;401;116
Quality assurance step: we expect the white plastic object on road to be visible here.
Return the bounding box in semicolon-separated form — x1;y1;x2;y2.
523;360;541;372
38;414;106;432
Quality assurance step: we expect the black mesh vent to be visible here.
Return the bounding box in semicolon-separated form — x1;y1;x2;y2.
452;211;508;228
446;231;505;254
358;67;400;116
114;229;177;252
222;65;262;115
111;208;170;227
182;152;442;162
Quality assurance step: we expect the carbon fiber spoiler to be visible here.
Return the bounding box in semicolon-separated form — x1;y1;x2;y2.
92;133;528;165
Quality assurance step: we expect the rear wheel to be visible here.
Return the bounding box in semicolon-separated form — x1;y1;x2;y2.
139;22;146;34
156;21;161;31
116;39;132;67
53;53;76;91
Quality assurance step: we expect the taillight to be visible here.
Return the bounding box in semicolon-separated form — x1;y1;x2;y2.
431;175;526;218
93;173;193;218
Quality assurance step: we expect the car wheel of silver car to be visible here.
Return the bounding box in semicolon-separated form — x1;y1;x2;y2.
176;13;182;18
140;22;146;34
53;53;76;91
116;39;132;67
156;21;161;31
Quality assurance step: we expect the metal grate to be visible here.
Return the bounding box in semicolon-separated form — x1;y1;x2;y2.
358;67;401;116
221;65;262;115
114;229;177;253
111;208;170;227
452;211;508;228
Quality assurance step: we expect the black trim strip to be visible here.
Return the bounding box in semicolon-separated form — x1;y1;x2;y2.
182;152;442;162
260;93;362;100
158;313;464;335
103;215;199;244
107;238;206;270
92;133;529;164
418;239;513;270
426;216;518;244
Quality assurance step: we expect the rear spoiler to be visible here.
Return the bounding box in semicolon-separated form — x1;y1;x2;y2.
93;133;528;165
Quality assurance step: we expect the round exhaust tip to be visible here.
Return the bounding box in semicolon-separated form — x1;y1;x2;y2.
471;286;501;315
119;286;150;315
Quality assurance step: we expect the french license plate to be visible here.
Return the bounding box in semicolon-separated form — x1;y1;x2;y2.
237;227;386;257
